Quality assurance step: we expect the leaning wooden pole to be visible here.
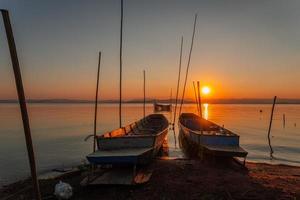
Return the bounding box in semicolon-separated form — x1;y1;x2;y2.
119;0;123;128
93;52;101;152
1;9;41;200
192;81;200;115
172;36;183;125
143;70;146;118
197;81;203;117
179;14;197;115
267;96;277;158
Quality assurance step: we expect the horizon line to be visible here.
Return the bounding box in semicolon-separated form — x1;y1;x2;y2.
1;98;300;104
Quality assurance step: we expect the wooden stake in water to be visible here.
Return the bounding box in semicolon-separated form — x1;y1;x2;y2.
143;70;146;118
267;96;277;158
172;36;183;126
170;89;172;105
93;52;101;152
197;81;203;118
119;0;123;128
193;81;200;115
283;114;286;128
1;9;41;200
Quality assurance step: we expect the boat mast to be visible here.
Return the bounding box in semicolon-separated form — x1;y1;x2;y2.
93;52;101;152
179;14;197;115
173;36;183;126
119;0;123;128
1;9;41;200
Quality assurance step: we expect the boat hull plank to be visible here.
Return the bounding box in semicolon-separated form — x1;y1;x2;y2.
202;144;248;157
87;147;153;165
98;137;155;150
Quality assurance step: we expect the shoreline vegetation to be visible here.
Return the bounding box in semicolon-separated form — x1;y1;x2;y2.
1;98;300;104
0;159;299;200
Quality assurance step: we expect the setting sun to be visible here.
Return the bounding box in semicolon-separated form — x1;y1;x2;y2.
202;86;210;95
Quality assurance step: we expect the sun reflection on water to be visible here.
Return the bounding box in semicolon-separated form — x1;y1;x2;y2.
203;103;208;120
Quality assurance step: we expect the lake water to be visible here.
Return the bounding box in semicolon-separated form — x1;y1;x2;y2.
0;103;299;186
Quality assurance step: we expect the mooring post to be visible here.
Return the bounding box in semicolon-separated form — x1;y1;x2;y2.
283;114;286;128
267;96;277;159
119;0;123;128
172;36;183;127
143;70;146;118
178;14;197;115
1;9;41;200
193;81;200;115
93;52;101;152
197;81;203;118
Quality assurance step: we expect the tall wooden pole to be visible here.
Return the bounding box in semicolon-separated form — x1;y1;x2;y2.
143;70;146;118
179;14;197;115
1;9;41;200
173;36;183;125
170;89;172;105
119;0;123;128
192;81;200;115
197;81;203;117
267;96;277;158
93;52;101;152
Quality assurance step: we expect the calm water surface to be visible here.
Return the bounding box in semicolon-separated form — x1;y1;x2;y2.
0;103;299;186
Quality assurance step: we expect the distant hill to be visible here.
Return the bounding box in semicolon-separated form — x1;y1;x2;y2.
1;98;300;104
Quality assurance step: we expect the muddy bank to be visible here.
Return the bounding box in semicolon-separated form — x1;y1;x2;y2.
1;159;299;200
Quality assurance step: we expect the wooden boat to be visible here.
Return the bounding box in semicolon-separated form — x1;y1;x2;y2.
87;114;169;165
179;113;248;159
153;102;172;112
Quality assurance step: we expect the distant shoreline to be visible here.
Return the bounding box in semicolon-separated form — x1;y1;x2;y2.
1;98;300;104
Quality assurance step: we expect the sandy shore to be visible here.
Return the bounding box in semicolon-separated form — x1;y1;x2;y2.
1;159;299;200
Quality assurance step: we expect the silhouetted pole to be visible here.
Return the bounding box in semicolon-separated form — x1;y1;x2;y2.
143;70;146;118
179;14;197;115
170;89;172;105
172;36;183;126
119;0;123;128
1;9;41;200
93;52;101;152
283;114;286;128
267;96;277;158
193;81;200;115
197;81;203;117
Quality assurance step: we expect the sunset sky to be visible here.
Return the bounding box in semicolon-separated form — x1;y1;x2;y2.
1;0;300;100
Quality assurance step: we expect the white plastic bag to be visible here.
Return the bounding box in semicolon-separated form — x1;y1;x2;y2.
54;181;73;199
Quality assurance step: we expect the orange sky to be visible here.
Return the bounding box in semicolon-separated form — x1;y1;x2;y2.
1;0;300;100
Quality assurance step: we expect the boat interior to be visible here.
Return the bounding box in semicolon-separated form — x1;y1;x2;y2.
180;113;237;136
101;114;169;138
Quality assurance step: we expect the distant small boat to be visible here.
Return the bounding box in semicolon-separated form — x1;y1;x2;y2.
87;114;169;165
154;102;172;112
179;113;248;160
